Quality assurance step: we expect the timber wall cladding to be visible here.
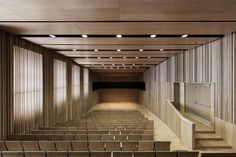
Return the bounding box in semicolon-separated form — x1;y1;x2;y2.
0;29;97;139
140;32;236;125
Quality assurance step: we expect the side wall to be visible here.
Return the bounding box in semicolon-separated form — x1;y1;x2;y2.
140;32;236;149
0;30;97;139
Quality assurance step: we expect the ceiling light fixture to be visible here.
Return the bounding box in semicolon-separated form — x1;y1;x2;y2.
94;49;98;51
117;49;121;52
148;56;151;58
150;34;156;38
135;57;138;59
160;49;164;51
98;57;101;59
82;34;88;38
49;34;56;38
72;49;76;52
110;57;113;59
181;34;188;38
123;57;126;59
116;34;122;38
139;49;143;51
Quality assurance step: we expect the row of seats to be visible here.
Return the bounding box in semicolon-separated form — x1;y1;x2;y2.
31;130;153;135
8;134;154;141
0;141;170;151
0;151;199;157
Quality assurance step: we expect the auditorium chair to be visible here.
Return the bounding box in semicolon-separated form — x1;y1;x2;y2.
68;151;90;157
154;141;171;151
74;135;87;141
101;134;114;141
24;151;46;157
113;151;133;157
138;141;154;151
90;151;111;157
55;141;72;151
88;141;105;151
47;135;62;141
105;142;121;151
71;141;88;151
61;134;74;140
201;152;236;157
1;151;24;157
87;134;100;141
0;141;7;151
34;135;48;141
156;151;177;157
141;135;154;141
122;141;138;151
127;135;141;141
38;141;56;151
21;141;40;151
5;141;23;151
134;151;155;157
115;135;127;141
46;151;67;157
21;134;36;141
110;131;120;135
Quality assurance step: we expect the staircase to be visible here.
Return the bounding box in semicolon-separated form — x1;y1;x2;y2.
184;114;232;151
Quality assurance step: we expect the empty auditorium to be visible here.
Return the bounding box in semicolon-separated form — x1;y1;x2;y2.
1;1;236;157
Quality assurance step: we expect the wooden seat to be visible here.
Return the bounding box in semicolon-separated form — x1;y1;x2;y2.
156;151;177;157
154;141;171;151
5;141;23;151
105;142;121;151
74;135;87;141
0;141;7;151
47;135;62;141
89;141;105;151
87;134;100;141
1;152;24;157
22;141;40;151
113;151;133;157
138;141;154;151
61;134;75;140
122;142;137;151
90;151;111;157
24;151;46;157
115;135;127;141
47;151;67;157
141;135;154;141
68;151;90;157
7;135;21;141
101;134;114;141
34;135;48;141
134;151;155;157
71;141;88;151
127;135;140;141
55;141;72;151
38;141;56;151
21;135;36;141
178;151;199;157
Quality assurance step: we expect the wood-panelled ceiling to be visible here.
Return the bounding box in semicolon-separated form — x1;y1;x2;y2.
1;0;236;73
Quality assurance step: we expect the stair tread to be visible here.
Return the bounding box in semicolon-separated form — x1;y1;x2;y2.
197;140;231;148
195;133;222;139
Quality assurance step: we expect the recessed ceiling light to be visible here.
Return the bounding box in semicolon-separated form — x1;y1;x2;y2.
123;57;126;59
102;64;104;65
122;64;125;66
98;57;101;59
73;49;76;52
133;64;135;66
117;49;121;52
49;34;56;38
181;34;188;38
94;49;98;51
135;57;138;59
148;56;151;58
82;34;88;38
116;34;122;38
160;49;164;51
130;67;133;69
150;34;156;38
117;67;119;69
111;67;113;69
110;57;113;59
139;49;143;51
112;64;115;66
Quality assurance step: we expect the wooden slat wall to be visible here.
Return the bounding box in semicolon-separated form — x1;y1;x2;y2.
140;32;236;125
0;29;97;139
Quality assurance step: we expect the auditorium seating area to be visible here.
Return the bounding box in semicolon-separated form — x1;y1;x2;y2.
0;111;200;157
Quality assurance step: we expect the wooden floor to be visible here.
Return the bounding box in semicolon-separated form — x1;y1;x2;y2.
92;103;188;151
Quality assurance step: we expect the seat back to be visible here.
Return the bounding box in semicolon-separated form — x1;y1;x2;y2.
22;141;40;151
101;134;114;141
134;151;155;157
47;135;62;141
105;142;121;151
127;135;140;141
5;141;23;151
68;151;90;157
89;141;105;151
0;141;7;151
2;152;24;157
156;151;177;157
74;134;87;141
55;141;72;151
87;134;100;141
141;135;154;141
24;151;46;157
90;151;111;157
46;151;67;157
154;141;171;151
38;141;56;151
71;141;88;151
115;135;127;141
138;141;154;151
122;142;137;151
61;135;75;140
113;151;133;157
